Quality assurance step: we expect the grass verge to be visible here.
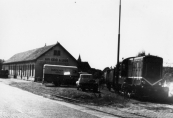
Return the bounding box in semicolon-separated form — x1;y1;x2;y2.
9;81;131;107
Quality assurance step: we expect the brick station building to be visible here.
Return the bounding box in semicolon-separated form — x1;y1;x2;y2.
2;42;78;81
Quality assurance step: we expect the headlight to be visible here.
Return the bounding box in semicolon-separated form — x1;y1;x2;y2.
158;82;161;85
142;80;146;84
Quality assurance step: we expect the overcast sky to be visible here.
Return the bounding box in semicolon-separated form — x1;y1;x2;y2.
0;0;173;70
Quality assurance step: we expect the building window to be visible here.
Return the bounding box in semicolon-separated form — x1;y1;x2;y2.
32;64;34;77
54;50;60;56
29;64;31;76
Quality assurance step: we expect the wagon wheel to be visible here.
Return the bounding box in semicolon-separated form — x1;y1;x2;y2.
53;81;61;87
121;82;130;99
133;86;143;100
81;87;85;91
77;87;79;90
106;82;111;91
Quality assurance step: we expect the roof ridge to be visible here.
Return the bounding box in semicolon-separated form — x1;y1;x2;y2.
16;44;55;55
4;44;55;63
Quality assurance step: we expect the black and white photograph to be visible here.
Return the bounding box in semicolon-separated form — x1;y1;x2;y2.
0;0;173;117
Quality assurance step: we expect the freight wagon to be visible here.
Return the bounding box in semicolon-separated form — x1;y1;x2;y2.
42;64;78;86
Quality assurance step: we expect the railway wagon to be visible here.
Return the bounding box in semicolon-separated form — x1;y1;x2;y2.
0;70;9;78
42;64;78;86
104;68;114;91
105;55;169;98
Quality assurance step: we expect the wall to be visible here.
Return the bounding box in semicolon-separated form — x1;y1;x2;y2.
3;62;35;81
35;44;78;81
2;44;78;82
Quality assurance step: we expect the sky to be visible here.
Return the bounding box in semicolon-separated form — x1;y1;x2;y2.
0;0;173;70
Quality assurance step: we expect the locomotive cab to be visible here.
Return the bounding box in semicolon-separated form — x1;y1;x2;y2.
119;55;168;98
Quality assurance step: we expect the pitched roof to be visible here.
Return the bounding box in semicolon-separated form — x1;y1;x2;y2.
78;62;91;69
4;44;55;64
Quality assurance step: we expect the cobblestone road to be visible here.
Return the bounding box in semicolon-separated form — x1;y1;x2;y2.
0;82;116;118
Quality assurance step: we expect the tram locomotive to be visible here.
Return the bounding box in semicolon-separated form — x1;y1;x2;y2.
104;55;169;98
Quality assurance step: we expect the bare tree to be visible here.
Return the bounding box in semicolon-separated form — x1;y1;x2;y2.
137;51;146;57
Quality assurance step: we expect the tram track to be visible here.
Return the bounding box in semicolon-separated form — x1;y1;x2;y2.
43;91;150;118
7;81;170;118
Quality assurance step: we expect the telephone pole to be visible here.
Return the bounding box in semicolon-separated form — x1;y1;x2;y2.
114;0;121;91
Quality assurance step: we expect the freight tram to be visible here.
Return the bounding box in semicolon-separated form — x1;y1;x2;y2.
104;55;169;98
42;64;78;86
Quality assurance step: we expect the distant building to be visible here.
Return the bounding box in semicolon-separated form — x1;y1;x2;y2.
77;55;91;73
2;42;78;81
77;55;102;78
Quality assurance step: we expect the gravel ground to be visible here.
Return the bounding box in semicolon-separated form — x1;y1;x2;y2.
1;78;173;118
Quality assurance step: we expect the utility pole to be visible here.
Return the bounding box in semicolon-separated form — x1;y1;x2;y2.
114;0;121;91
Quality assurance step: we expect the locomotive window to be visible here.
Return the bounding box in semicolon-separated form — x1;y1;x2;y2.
146;62;161;82
123;64;125;69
